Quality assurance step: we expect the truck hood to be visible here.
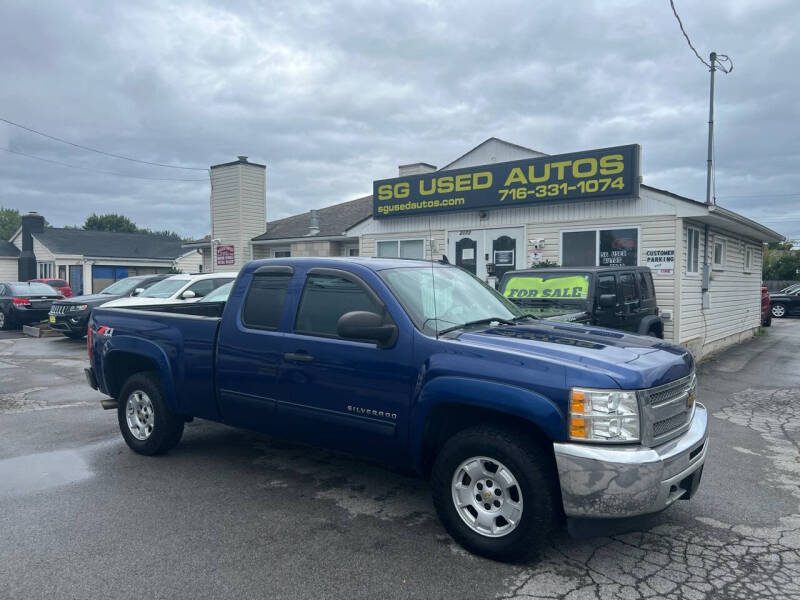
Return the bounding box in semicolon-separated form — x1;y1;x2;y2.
55;293;123;306
455;321;693;389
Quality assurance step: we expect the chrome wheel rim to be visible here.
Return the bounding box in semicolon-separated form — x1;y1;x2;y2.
126;390;155;441
0;312;5;328
451;456;523;538
772;305;785;317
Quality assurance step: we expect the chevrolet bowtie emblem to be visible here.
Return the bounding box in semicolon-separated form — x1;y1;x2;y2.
483;491;491;501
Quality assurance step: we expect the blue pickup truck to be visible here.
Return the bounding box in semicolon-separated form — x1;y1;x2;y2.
86;257;708;561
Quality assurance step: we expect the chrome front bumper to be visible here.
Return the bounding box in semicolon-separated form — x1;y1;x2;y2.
553;404;708;518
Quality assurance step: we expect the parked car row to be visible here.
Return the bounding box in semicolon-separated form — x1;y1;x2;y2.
0;272;236;336
769;283;800;319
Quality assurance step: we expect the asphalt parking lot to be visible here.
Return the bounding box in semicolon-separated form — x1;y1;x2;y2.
1;321;799;600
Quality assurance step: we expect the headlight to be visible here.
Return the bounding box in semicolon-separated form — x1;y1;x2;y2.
71;305;89;311
569;388;640;442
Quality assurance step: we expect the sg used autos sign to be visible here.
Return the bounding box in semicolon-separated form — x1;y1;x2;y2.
373;145;640;218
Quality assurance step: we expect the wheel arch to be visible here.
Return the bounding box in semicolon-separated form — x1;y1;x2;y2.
638;315;663;338
101;339;176;410
413;377;565;477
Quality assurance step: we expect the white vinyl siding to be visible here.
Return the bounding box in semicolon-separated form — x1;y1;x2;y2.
0;257;17;281
679;221;762;348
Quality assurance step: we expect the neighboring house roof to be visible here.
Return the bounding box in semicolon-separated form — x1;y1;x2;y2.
0;240;20;257
184;234;212;248
33;228;186;259
251;195;373;242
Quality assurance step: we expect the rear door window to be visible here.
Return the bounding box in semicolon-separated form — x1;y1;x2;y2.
295;272;383;338
242;272;294;331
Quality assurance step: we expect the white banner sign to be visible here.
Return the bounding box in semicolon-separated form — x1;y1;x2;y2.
645;247;675;275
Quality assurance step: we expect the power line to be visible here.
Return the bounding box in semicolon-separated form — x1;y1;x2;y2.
0;116;207;171
669;0;711;67
1;146;208;182
717;193;800;199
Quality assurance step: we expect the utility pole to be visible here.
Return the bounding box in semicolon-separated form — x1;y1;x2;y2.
705;51;716;206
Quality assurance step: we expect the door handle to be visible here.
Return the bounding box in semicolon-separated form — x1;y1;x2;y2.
284;352;315;362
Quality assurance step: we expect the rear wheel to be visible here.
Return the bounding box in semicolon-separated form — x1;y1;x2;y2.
771;303;787;318
0;310;13;330
117;371;184;455
431;425;558;562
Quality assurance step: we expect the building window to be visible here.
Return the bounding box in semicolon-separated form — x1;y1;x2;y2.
712;239;725;269
347;247;359;257
744;247;754;272
273;248;291;258
561;228;638;267
687;227;700;274
37;262;55;278
376;239;425;259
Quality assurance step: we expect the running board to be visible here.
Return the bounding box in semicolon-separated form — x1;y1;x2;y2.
100;399;119;410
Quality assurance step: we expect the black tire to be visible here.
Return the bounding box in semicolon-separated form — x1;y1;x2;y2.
0;310;13;330
430;425;559;562
771;303;787;319
117;371;184;456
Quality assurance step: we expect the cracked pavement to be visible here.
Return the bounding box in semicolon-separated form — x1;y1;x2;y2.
1;321;799;599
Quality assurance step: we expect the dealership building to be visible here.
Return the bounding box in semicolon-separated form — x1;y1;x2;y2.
189;139;782;359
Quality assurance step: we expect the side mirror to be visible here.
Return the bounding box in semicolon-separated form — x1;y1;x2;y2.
337;311;397;347
181;290;196;299
132;288;145;296
598;294;617;308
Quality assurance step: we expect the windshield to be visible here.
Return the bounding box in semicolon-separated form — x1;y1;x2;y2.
140;277;189;298
101;277;147;295
10;282;60;296
500;273;591;317
200;281;232;302
380;266;523;336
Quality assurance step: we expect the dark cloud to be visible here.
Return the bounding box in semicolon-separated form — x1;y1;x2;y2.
0;0;797;241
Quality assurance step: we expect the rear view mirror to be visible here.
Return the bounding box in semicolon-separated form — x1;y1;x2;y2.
337;311;397;347
181;290;196;299
598;294;616;308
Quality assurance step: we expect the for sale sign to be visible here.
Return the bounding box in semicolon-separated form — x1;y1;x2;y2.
216;244;235;266
645;247;675;275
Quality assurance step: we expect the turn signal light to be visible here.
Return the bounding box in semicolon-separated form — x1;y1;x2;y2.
11;297;31;306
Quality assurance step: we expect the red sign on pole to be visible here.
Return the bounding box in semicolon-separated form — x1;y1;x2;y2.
216;244;235;266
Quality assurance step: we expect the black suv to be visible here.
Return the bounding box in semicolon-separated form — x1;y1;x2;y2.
49;274;169;338
499;266;664;338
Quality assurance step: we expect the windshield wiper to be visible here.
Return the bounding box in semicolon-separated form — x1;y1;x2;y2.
440;317;517;335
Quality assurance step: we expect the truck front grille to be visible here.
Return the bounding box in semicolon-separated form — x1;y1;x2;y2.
50;304;69;315
641;373;696;446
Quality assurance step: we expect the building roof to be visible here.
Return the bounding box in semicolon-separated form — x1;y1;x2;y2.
33;228;186;259
252;195;372;242
0;240;20;258
210;156;266;170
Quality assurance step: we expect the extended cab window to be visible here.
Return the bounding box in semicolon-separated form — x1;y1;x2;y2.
295;273;382;338
242;272;293;330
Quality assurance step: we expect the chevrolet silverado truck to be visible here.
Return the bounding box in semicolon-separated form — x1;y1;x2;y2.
85;257;708;561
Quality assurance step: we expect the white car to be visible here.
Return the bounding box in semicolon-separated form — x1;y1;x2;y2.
101;272;237;308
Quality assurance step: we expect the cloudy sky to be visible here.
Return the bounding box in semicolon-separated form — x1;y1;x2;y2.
0;0;798;241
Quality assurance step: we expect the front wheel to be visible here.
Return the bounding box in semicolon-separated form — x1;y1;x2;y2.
117;371;184;455
771;303;787;318
431;426;559;562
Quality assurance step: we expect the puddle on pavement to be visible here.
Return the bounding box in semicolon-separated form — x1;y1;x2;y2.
0;449;92;497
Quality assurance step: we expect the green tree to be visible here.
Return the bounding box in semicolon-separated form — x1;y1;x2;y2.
84;213;139;233
0;206;21;241
763;240;800;280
